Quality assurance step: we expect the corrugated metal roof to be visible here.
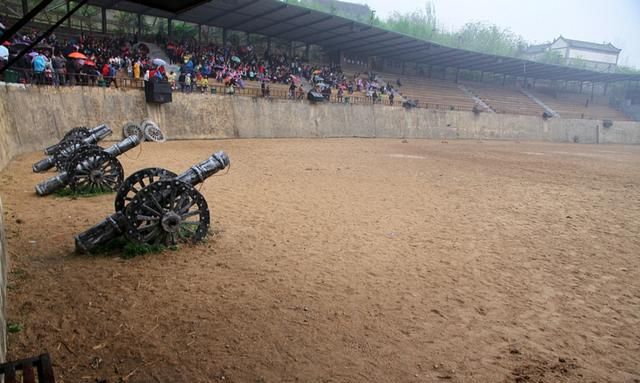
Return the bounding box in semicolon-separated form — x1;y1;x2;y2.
86;0;639;83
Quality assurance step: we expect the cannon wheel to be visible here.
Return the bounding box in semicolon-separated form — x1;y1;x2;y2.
68;147;124;193
53;137;89;171
124;180;210;246
141;120;166;143
62;127;91;141
114;167;177;212
122;122;145;142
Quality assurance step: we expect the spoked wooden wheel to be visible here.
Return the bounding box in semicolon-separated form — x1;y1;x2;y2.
53;137;87;171
124;180;210;246
68;147;124;193
114;167;177;212
62;126;91;141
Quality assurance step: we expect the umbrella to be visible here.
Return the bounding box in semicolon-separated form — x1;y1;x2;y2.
313;69;322;74
314;76;324;82
2;41;10;46
0;46;8;61
152;58;167;67
68;51;87;59
84;60;96;67
231;56;241;63
28;52;39;58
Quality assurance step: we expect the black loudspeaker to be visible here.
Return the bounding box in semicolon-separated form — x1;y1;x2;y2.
307;91;326;102
145;79;172;104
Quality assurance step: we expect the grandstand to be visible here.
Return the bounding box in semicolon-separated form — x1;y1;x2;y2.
463;82;544;116
377;72;478;111
528;89;631;121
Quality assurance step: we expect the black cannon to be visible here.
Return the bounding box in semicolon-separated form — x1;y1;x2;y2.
35;136;141;196
33;125;113;173
75;151;230;253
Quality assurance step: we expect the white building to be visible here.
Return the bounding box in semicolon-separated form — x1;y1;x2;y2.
523;36;621;72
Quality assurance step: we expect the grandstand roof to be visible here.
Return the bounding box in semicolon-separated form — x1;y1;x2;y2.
88;0;640;83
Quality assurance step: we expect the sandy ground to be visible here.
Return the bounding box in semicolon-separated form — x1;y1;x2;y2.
0;138;639;383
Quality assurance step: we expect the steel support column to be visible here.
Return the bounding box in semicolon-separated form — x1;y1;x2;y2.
101;7;107;34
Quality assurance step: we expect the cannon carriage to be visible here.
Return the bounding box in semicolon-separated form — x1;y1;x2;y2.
35;135;142;196
33;125;113;173
75;151;230;252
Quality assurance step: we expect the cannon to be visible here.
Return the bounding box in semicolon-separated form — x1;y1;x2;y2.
75;151;230;253
35;135;141;196
33;125;113;173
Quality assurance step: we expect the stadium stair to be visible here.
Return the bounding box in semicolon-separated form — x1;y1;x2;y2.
519;87;559;117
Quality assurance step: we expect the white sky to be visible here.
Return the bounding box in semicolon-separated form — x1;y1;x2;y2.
352;0;640;68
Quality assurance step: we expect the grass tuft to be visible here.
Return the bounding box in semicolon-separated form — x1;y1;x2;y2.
54;187;114;198
7;323;23;334
88;237;169;258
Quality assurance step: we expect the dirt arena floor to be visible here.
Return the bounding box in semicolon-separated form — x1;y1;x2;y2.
0;138;639;383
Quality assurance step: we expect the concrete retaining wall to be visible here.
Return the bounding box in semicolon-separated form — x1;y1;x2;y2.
1;85;639;171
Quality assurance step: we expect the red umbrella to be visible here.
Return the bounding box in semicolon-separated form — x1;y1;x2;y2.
2;41;11;46
84;60;96;67
68;51;87;59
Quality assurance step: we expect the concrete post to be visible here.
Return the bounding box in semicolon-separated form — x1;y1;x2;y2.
590;82;595;101
167;18;173;38
266;37;271;54
101;7;107;34
305;43;310;61
502;74;506;86
246;33;251;45
222;28;228;45
604;82;609;95
198;24;202;44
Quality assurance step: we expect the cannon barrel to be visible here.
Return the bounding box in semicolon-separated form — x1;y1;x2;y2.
43;125;111;155
35;136;141;196
33;125;113;173
75;151;230;253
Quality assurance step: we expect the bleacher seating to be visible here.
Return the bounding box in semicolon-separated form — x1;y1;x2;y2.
376;72;478;111
530;90;631;121
463;83;544;116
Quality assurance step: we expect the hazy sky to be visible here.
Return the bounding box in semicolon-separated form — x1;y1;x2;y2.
352;0;640;68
